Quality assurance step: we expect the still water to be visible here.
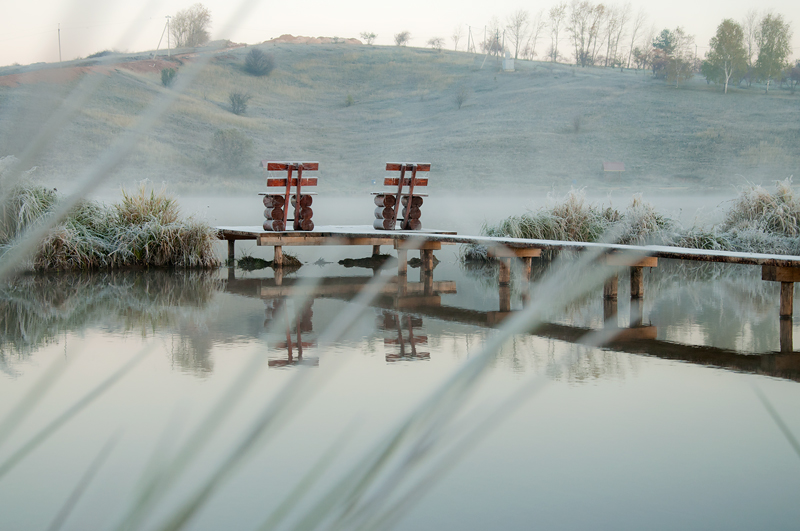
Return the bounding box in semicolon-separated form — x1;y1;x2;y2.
2;195;800;530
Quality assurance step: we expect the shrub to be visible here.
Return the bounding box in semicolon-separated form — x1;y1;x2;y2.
720;179;800;237
229;91;252;115
394;31;411;46
117;184;179;226
345;94;355;107
244;48;275;76
161;68;177;87
1;183;218;270
427;37;444;51
212;128;253;170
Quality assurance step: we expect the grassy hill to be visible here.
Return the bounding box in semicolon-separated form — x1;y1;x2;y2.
0;43;798;196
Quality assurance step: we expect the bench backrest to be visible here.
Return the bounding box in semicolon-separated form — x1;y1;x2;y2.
261;161;319;187
383;162;430;187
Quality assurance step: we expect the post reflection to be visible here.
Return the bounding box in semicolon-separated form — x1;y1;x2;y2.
264;298;319;368
378;311;430;363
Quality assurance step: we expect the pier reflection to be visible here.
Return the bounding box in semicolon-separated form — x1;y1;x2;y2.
0;267;798;382
224;265;800;382
226;272;452;365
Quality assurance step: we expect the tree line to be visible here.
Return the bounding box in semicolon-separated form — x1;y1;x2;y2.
434;4;795;93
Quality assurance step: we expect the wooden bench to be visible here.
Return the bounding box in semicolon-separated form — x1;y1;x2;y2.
260;161;318;231
373;162;430;231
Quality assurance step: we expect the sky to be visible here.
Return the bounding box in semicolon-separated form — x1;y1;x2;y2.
0;0;798;67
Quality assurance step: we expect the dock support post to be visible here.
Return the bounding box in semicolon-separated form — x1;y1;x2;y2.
630;299;643;327
498;258;511;286
498;258;512;312
274;245;283;267
499;286;511;312
227;240;235;263
603;275;618;300
780;318;793;353
422;249;434;272
522;257;533;281
630;266;644;299
781;282;794;318
423;271;434;296
762;267;799;319
397;249;408;276
603;298;618;327
373;245;381;257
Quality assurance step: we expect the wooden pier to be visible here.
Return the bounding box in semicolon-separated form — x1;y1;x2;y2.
217;225;800;350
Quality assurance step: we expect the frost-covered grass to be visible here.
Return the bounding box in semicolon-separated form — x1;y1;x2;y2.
0;180;219;270
465;180;800;263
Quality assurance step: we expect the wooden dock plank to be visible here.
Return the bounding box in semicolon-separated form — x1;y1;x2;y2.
217;226;800;267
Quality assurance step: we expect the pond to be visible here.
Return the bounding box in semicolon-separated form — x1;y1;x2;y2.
2;195;800;531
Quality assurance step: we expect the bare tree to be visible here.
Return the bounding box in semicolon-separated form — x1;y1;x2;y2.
506;9;530;60
568;1;598;66
626;7;647;68
482;17;504;56
524;10;547;59
549;2;568;62
452;25;464;51
610;3;631;67
602;5;622;66
171;3;211;48
742;9;760;68
360;32;377;45
394;31;411;46
427;37;445;51
587;3;606;66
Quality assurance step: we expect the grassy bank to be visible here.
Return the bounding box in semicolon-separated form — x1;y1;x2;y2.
1;44;798;194
465;179;800;261
0;180;219;270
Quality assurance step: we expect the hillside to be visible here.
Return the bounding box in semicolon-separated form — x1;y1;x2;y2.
0;43;798;196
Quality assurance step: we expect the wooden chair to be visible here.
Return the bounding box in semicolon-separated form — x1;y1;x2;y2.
373;162;430;230
260;161;318;231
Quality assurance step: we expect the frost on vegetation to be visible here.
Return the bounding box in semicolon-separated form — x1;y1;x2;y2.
0;177;220;270
465;180;800;262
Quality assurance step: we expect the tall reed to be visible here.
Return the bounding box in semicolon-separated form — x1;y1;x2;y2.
0;183;219;270
470;181;800;262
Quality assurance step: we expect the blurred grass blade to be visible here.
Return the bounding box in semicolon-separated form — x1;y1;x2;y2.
46;432;120;531
257;425;352;531
0;347;147;480
0;355;69;450
114;275;329;531
152;366;324;531
753;385;800;459
148;258;400;531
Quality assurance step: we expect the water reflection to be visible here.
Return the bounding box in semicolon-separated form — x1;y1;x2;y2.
3;259;800;382
0;271;220;373
379;312;430;363
264;298;319;368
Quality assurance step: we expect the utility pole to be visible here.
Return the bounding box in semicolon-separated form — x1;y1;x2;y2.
166;15;171;57
58;23;62;62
